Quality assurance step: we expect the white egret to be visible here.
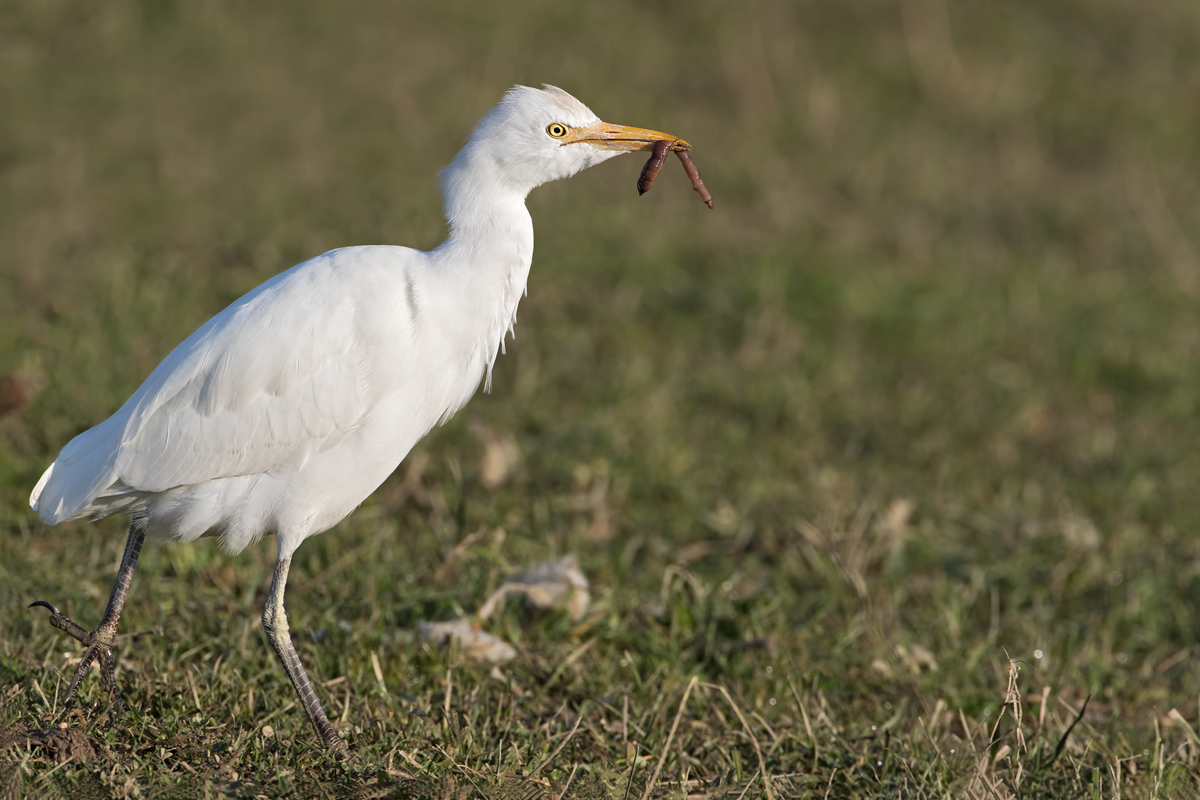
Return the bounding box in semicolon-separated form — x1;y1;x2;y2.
28;85;702;759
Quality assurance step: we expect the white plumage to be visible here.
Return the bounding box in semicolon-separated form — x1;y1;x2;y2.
27;84;693;758
35;244;492;555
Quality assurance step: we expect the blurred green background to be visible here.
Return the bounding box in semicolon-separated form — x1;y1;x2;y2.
3;0;1200;795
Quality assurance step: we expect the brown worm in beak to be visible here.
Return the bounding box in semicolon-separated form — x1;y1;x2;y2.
637;140;671;195
676;150;713;209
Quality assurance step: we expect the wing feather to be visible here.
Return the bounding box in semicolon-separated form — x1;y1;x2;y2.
31;246;442;526
115;268;367;492
31;250;381;524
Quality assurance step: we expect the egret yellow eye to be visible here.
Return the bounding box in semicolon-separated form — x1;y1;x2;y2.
546;123;569;139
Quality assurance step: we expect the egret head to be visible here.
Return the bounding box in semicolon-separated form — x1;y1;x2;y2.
451;85;688;196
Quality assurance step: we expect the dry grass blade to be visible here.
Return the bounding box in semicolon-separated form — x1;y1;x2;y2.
1167;709;1200;749
639;675;698;800
973;649;1028;792
822;767;837;800
186;668;203;713
788;679;819;774
371;651;387;697
527;712;586;778
701;682;776;800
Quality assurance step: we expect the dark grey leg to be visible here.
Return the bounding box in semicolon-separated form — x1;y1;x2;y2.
29;517;147;715
262;555;351;760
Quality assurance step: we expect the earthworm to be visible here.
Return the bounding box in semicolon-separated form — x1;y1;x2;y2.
675;150;714;209
638;140;671;195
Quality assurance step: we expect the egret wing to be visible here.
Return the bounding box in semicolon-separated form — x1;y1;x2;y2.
114;264;369;493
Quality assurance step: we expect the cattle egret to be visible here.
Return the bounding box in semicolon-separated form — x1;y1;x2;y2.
28;85;702;759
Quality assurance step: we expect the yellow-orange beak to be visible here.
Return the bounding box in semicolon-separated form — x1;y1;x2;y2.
562;122;690;152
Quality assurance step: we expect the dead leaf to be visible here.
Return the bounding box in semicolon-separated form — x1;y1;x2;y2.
419;619;517;664
477;555;590;622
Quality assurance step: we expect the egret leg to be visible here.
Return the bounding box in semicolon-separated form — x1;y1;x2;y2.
262;555;351;760
29;517;147;716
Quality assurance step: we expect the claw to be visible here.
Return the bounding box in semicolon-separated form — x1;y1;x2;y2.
28;600;91;644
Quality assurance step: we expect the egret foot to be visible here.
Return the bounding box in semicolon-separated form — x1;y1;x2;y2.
29;518;146;718
28;600;127;714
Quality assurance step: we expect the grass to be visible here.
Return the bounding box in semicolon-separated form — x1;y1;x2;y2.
4;0;1200;796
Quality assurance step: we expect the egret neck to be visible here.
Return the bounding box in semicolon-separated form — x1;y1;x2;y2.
433;139;537;391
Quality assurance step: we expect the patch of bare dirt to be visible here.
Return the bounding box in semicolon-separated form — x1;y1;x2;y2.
0;724;108;762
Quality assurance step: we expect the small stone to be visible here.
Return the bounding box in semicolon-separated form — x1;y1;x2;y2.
262;725;274;739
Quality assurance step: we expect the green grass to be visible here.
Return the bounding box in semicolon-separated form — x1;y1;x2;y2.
4;0;1200;796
